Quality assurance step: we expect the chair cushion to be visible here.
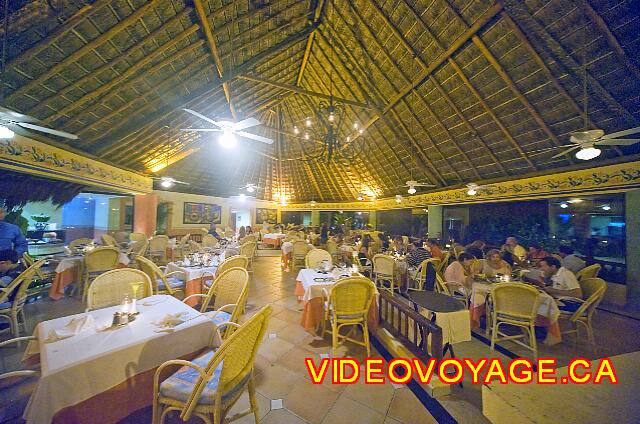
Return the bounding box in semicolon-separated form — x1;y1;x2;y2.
0;301;11;310
207;311;232;327
157;276;185;290
159;348;250;405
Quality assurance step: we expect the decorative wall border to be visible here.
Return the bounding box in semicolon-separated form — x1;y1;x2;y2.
281;161;640;211
0;135;152;194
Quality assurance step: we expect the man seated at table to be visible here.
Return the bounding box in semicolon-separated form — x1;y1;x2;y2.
208;223;222;240
0;249;26;293
557;245;586;274
406;240;431;268
527;242;549;261
536;256;583;312
502;236;526;264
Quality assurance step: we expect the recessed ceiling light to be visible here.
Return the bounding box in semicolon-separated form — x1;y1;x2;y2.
560;202;569;209
575;147;601;161
601;204;611;211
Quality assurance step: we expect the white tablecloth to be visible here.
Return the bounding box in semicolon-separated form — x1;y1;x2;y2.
54;252;130;273
296;268;353;302
418;308;471;345
166;262;219;282
263;233;286;240
23;295;221;424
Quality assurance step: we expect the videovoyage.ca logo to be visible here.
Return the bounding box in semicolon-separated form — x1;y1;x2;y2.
305;357;618;385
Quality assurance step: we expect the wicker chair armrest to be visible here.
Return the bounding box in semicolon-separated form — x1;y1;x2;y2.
0;336;37;348
200;271;215;280
216;321;241;331
164;271;186;279
555;296;585;304
211;304;237;315
182;294;207;304
0;370;39;381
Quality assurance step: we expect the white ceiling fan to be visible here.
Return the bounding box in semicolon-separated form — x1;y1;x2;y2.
403;180;436;195
465;183;489;196
0;106;78;140
180;108;273;147
240;183;260;193
152;176;190;188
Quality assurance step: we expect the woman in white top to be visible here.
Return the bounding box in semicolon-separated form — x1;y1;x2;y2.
444;252;476;293
482;249;512;278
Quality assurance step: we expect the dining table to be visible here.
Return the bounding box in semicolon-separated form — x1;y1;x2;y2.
166;260;220;307
262;233;286;248
294;267;379;335
469;279;562;346
48;251;130;300
22;295;222;424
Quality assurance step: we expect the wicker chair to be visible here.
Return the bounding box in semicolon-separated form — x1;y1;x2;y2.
490;283;540;360
86;268;153;311
189;240;205;254
202;234;220;250
68;237;94;252
127;239;149;259
372;254;397;295
136;255;186;296
436;252;450;276
152;305;271;424
322;277;376;356
215;256;249;278
185;268;249;337
130;232;148;243
101;233;118;247
292;240;309;270
305;249;332;269
239;242;257;271
410;258;441;291
81;246;120;301
0;260;44;338
325;239;338;263
558;277;607;346
148;235;170;264
575;264;601;281
174;234;192;260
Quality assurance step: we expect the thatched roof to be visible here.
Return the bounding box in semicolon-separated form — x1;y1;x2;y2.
3;0;639;202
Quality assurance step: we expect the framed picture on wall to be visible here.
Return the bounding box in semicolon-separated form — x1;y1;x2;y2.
256;208;277;224
183;202;221;224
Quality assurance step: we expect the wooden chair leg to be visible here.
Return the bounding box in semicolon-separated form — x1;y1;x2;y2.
362;322;371;357
248;376;260;423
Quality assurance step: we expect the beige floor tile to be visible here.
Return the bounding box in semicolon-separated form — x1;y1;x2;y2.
254;362;303;399
342;377;395;415
227;391;271;423
387;388;438;424
277;323;316;345
276;346;321;376
282;378;341;424
260;409;308;424
258;335;295;362
321;395;385;424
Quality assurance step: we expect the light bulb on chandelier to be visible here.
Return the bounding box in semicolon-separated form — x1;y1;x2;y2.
395;195;402;204
407;186;416;195
467;188;477;196
305;117;312;127
293;126;299;135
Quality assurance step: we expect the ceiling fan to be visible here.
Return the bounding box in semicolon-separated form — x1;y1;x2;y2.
180;109;273;147
240;183;261;193
152;176;190;188
0;106;78;140
403;180;436;195
465;183;489;196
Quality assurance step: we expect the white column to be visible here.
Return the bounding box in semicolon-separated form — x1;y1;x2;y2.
427;205;443;239
625;190;640;302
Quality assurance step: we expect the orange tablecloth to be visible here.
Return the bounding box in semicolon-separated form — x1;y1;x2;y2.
183;276;213;307
48;262;127;300
262;237;282;248
295;281;379;335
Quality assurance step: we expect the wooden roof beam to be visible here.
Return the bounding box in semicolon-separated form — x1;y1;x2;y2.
193;0;236;120
296;0;326;86
237;74;373;110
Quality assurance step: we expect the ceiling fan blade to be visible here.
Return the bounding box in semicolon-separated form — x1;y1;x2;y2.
180;128;223;132
414;183;436;187
596;138;640;146
600;126;640;140
551;145;581;159
232;117;261;131
183;108;221;128
16;122;78;139
526;144;576;155
235;131;274;144
0;106;39;123
174;180;190;185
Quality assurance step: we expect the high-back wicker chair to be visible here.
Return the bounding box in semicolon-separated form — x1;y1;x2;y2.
68;237;94;252
202;234;220;250
148;235;170;264
214;255;249;279
86;268;153;311
22;252;55;282
292;240;309;269
136;255;185;296
372;254;397;295
239;242;257;271
0;259;44;337
321;277;376;356
152;305;271;424
129;232;148;243
558;277;607;346
411;258;441;291
127;239;149;258
82;246;120;301
101;233;118;247
185;268;249;333
436;251;450;276
402;236;409;245
453;245;466;259
174;234;192;259
575;263;601;281
490;283;540;360
305;249;332;269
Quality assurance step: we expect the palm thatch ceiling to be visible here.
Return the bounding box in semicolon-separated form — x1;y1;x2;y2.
3;0;639;202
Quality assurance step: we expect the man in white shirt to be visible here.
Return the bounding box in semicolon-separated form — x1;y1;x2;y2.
537;256;583;300
557;245;586;274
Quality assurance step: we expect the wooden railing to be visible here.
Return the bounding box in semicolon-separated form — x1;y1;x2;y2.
376;291;443;361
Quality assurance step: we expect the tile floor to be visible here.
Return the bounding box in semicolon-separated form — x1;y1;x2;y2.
2;253;640;424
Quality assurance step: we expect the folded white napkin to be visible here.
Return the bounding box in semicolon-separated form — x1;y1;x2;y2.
45;315;95;343
152;311;192;330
